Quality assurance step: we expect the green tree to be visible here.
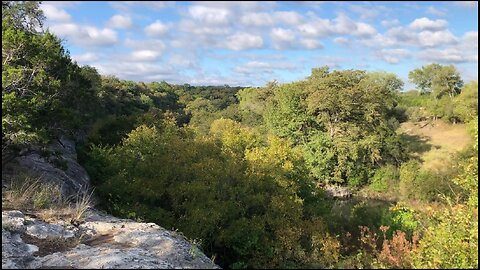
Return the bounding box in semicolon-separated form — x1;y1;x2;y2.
408;63;463;99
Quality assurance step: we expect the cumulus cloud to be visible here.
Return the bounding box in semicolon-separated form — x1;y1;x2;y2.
144;20;169;37
234;60;296;74
462;31;478;48
240;12;274;27
270;28;296;49
333;37;350;46
188;5;231;25
298;18;332;37
298;14;376;38
274;11;304;25
385;26;457;48
418;48;477;63
96;62;177;82
300;38;323;49
349;5;381;20
107;15;132;29
130;50;161;61
178;19;231;36
49;23;118;47
225;32;263;50
417;30;458;47
375;49;411;64
168;54;198;68
409;17;448;31
71;52;98;63
426;6;447;17
40;3;71;22
381;19;400;28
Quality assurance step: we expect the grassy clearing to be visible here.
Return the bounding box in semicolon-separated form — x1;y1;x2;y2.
3;173;94;224
398;120;472;171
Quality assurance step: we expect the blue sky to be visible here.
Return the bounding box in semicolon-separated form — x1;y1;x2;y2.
40;1;478;88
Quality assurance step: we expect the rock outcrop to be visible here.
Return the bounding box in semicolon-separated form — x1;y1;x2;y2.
2;136;90;198
2;210;219;269
323;185;352;199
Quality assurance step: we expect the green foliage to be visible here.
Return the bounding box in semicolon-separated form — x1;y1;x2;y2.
454;81;478;123
370;165;399;192
413;204;478;269
408;64;463;98
399;159;459;202
265;68;405;185
380;204;418;238
2;1;45;33
86;121;331;268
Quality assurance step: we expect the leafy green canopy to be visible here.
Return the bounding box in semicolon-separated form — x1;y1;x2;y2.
264;67;405;185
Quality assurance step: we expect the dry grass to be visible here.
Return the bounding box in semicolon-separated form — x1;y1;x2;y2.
3;174;94;224
399;120;472;171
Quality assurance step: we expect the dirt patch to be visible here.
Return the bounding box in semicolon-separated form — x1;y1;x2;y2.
399;120;472;170
21;233;80;257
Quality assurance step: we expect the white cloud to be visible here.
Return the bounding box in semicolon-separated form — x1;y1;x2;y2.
225;32;263;50
355;22;377;37
107;15;132;29
417;30;457;47
300;38;323;49
110;1;172;12
168;54;198;68
462;31;478;48
71;52;98;63
49;23;118;46
375;49;410;64
96;62;177;82
333;37;349;46
124;38;166;51
130;50;161;61
426;6;447;17
273;11;304;25
298;18;332;38
359;33;397;47
409;17;448;31
270;28;296;50
298;14;376;38
381;19;400;28
178;20;231;36
234;60;296;74
144;20;169;37
418;48;477;63
240;12;274;27
349;5;380;20
188;5;231;25
40;3;71;22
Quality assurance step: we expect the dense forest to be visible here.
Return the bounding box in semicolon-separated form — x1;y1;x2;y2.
2;2;478;269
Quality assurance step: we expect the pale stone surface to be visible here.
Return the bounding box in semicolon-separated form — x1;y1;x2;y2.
2;210;220;269
324;185;352;199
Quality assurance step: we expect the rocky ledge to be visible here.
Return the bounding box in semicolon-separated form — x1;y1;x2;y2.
2;210;219;269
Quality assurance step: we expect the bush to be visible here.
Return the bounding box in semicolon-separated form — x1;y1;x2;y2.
370;165;399;192
399;160;421;199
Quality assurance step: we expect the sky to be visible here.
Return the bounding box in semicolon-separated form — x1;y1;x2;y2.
40;1;478;88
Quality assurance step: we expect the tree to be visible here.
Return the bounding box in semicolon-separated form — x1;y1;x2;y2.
454;81;478;123
2;1;45;33
408;64;463;99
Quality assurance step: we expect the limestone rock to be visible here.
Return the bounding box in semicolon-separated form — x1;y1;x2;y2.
2;209;220;269
324;185;352;199
2;136;90;199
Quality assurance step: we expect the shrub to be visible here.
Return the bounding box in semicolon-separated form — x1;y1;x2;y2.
370;165;399;192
